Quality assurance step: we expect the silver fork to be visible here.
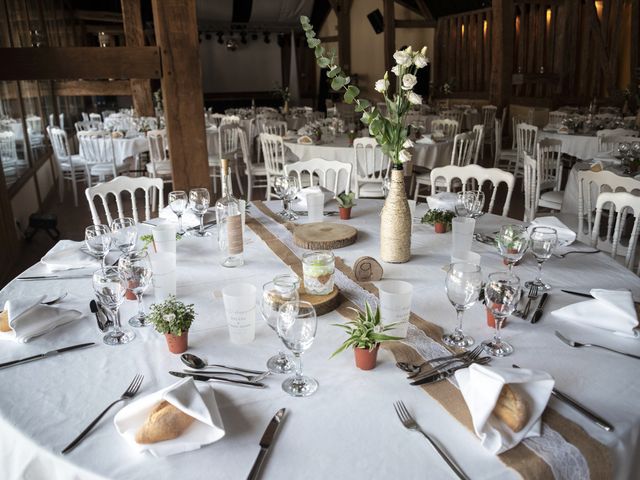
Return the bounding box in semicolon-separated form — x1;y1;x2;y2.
62;374;144;454
407;345;483;379
521;285;539;318
396;345;482;374
554;331;640;360
393;401;469;480
553;249;600;259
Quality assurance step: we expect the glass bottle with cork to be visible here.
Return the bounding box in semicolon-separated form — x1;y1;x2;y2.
215;158;244;267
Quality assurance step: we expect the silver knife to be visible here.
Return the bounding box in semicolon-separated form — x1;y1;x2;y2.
247;408;287;480
17;274;93;281
0;342;96;370
411;357;492;386
531;293;549;324
561;289;594;299
168;371;266;388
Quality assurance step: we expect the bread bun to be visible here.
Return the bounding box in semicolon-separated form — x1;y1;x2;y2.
135;400;195;444
492;384;529;432
0;310;10;332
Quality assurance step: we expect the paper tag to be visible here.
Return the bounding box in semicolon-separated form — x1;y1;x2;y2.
227;215;243;255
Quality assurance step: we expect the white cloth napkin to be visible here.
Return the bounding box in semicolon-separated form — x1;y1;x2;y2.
552;289;639;338
293;186;333;210
455;364;554;454
159;206;216;230
426;192;458;212
529;216;576;246
41;240;99;272
114;378;225;457
415;136;435;145
0;296;82;343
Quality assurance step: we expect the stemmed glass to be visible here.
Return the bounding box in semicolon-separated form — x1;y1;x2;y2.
455;191;485;218
525;227;557;291
169;191;188;235
111;217;137;255
277;300;318;397
273;175;300;220
483;272;521;357
189;188;211;237
495;225;529;272
85;225;112;272
442;262;483;347
260;275;300;373
118;250;153;327
93;266;135;345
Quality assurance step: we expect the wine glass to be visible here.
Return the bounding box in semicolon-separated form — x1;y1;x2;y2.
525;227;557;291
455;191;485;218
273;175;300;220
169;190;188;235
85;224;112;272
93;266;135;345
189;188;211;237
277;301;318;397
442;262;483;347
495;225;529;272
260;275;300;373
118;250;153;327
483;272;521;357
111;217;137;255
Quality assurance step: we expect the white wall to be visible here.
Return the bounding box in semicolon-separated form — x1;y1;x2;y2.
199;38;282;93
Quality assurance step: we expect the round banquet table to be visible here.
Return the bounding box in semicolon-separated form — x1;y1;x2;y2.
539;131;600;161
78;134;149;164
1;200;640;479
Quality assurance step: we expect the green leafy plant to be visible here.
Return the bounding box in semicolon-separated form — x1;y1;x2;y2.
301;15;428;166
147;295;196;336
331;303;401;356
140;232;181;251
421;209;455;226
336;192;356;208
273;84;291;103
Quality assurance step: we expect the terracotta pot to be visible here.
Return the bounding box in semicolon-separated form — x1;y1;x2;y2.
434;222;447;233
339;207;352;220
164;331;189;354
354;344;379;370
486;308;507;328
126;281;137;300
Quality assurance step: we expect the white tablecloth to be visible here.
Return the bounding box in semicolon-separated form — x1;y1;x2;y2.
1;201;640;479
78;135;149;164
539;132;599;160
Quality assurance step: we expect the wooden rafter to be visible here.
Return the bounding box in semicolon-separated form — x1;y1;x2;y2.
73;10;123;23
328;0;352;72
53;80;131;96
414;0;434;21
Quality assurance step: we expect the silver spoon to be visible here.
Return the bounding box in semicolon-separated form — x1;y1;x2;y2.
42;292;68;305
180;353;267;375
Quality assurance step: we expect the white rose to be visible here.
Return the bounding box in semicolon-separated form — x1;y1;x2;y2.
399;149;412;163
374;78;388;93
420;46;428;56
402;74;417;91
414;53;428;68
403;139;414;149
391;65;401;76
393;50;412;66
407;91;423;105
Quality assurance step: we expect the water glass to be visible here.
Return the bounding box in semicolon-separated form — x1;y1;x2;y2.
169;190;188;235
525;227;557;291
378;281;413;338
483;272;521;357
118;250;153;327
93;266;135;345
152;223;177;254
150;252;176;301
495;225;529;272
273;175;300;220
277;301;318;397
222;283;257;344
111;217;137;255
85;224;112;272
451;217;476;260
306;191;325;223
442;262;483;347
189;188;211;237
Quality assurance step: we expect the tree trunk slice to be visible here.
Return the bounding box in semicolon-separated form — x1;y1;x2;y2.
293;223;358;250
353;256;384;282
299;285;340;316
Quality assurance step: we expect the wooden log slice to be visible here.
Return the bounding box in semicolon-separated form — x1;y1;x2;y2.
299;285;340;316
293;223;358;250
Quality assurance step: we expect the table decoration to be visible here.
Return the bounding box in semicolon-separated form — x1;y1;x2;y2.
353;256;383;282
378;280;412;338
335;191;355;220
149;252;176;301
421;209;454;233
302;250;335;296
293;222;357;250
147;295;196;354
151;223;177;254
306;191;325;223
301;15;429;263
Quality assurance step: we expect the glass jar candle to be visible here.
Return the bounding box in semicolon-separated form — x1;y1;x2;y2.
302;251;335;296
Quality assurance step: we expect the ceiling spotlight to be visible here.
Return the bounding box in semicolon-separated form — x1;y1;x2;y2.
217;32;224;44
226;38;237;51
264;32;270;44
240;32;247;44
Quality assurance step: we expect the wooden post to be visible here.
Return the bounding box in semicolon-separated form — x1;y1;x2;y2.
330;0;352;73
630;0;639;98
383;0;395;88
151;0;209;192
490;0;514;110
121;0;154;116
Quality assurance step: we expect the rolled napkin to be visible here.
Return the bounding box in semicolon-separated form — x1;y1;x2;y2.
426;192;458;212
455;364;554;454
529;216;576;246
551;289;639;338
114;377;225;457
41;240;99;272
293;186;333;210
0;296;82;343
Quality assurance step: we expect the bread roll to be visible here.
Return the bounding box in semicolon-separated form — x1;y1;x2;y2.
492;384;529;432
0;310;10;332
135;400;195;444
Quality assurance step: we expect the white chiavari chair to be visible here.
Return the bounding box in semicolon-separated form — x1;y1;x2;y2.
0;131;19;179
471;124;484;164
431;119;459;139
47;126;87;207
548;111;568;127
239;128;267;202
515;122;538;179
208;124;241;195
481;105;497;160
260;133;287;200
146;129;172;210
493;117;517;170
441;110;464;128
285;158;352;195
262;120;288;136
352;137;389;198
78;132;128;187
221;115;240;126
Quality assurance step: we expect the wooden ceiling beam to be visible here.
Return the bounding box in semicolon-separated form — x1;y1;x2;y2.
73;10;123;23
414;0;434;21
53;80;131;96
394;0;422;17
84;25;125;35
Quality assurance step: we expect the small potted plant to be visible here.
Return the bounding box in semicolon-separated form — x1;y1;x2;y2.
336;192;356;220
421;209;455;233
330;303;401;370
347;129;357;146
147;295;196;354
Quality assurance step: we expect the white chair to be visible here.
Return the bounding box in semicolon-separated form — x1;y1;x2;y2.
208;113;224;128
47;126;87;207
471;124;484;164
536;139;564;209
81;112;90;122
101;110;115;121
208;124;242;195
285;158;352;196
0;131;19;179
85;176;164;226
598;135;639;153
89;113;102;123
75;120;102;133
440;110;464;129
221;115;240;126
481;105;497;160
431;118;459;139
79;132;129;187
305;111;325;123
515;122;538;179
262;120;288;136
146;129;172;210
260;133;287;200
596;129;638;152
548;111;568;127
256;113;281;134
239;128;267;202
430;164;515;216
493;117;517;170
352;137;389;198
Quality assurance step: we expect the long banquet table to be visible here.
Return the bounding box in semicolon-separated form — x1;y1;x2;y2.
1;200;640;479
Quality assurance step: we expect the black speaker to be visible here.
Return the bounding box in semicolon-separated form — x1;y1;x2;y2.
367;9;384;34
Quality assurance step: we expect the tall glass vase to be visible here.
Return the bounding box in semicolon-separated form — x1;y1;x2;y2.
380;165;411;263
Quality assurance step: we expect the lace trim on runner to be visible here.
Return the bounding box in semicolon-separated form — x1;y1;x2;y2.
249;205;590;480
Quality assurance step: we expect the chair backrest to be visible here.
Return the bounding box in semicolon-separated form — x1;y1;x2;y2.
75;120;102;133
305;111;325;123
481;106;497;131
548;111;568;126
47;127;74;165
81;112;90;122
451;132;476;167
523;152;538;223
259;133;286;176
78;132;116;166
353;137;388;183
430;164;515;216
536;138;563;191
471;125;484;164
221;115;240;125
431;119;459;138
493;117;503;167
262;120;288;136
209;113;225;128
511;116;528;149
598;135;639;153
577;169;640;243
101;110;115;121
217;124;239;158
59;113;65;130
85;176;164;225
284;158;352;195
516;123;538;160
591;191;640;273
147;129;170;175
89;113;102;122
236;128;252;167
0;131;18;161
440;109;464;127
256;113;281;133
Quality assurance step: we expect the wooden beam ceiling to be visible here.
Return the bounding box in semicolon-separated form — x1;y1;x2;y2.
73;10;123;23
53;80;132;96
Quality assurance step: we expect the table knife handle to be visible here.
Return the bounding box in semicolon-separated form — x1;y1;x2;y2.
594;344;640;360
551;389;614;432
0;354;43;370
246;447;268;480
417;429;469;480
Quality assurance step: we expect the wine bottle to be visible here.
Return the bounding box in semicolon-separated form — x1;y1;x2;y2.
215;158;244;267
